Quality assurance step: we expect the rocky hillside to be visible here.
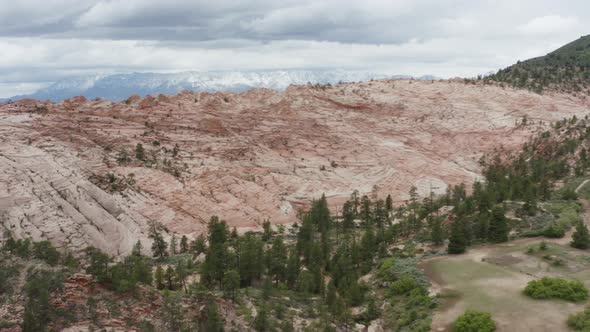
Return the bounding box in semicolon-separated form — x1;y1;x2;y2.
487;35;590;95
1;79;588;255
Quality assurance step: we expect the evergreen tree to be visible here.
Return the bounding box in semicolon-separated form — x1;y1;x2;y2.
448;219;467;254
201;301;224;332
285;248;300;289
149;223;168;259
155;265;165;290
22;274;54;332
223;269;240;300
262;219;273;242
325;280;337;307
488;207;509;243
190;234;207;255
571;221;590;249
169;234;178;255
342;200;355;232
162;290;184;332
135;143;145;161
475;213;490;240
431;218;443;245
203;216;228;287
175;259;188;292
238;233;264;286
360;195;372;225
254;305;269;332
179;235;189;253
165;266;175;290
268;235;287;283
85;246;112;283
385;194;393;212
360;228;376;271
132;240;143;256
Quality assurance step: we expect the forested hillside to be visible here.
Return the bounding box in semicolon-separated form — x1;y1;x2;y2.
486;35;590;95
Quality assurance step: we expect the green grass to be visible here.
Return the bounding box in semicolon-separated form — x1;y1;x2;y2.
429;258;520;311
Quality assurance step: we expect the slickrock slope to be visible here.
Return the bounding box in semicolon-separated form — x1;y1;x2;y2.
1;79;588;255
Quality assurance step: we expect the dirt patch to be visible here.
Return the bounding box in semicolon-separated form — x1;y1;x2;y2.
485;254;523;266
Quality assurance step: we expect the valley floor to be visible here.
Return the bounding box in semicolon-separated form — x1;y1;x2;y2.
422;199;590;331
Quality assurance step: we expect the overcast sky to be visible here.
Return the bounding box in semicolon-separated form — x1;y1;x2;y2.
1;0;589;97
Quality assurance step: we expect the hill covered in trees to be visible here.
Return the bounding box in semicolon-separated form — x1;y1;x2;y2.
486;35;590;95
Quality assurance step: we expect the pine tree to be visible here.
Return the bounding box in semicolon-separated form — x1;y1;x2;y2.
85;246;112;283
148;223;168;259
190;234;207;255
254;305;269;332
203;216;228;287
431;218;443;245
179;235;189;253
360;228;376;271
238;234;264;286
385;194;393;212
488;207;509;243
448;219;467;254
360;195;372;225
162;290;184;332
201;301;224;332
325;280;337;307
342;200;355;232
268;235;287;283
223;269;240;300
131;240;143;256
262;219;273;242
571;221;590;249
175;259;188;292
285;248;300;289
135;143;145;161
169;234;178;255
165;266;175;290
155;265;165;289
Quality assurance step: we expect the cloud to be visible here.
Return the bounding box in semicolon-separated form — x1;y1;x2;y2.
0;0;590;97
518;15;580;36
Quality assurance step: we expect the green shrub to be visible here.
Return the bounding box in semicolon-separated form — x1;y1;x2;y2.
558;206;582;227
453;310;496;332
32;241;60;265
389;276;420;296
377;258;396;279
568;307;590;331
542;223;566;238
562;188;579;201
524;277;588;302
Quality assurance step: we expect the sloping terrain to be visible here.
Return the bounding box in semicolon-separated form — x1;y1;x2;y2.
488;35;590;94
1;79;588;255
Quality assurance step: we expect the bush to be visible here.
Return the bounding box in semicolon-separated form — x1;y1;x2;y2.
389;276;420;296
32;241;60;266
524;277;588;302
542;223;566;238
562;188;579;200
453;310;496;332
568;307;590;331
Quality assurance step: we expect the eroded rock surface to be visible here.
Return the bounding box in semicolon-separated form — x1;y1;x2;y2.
1;80;588;254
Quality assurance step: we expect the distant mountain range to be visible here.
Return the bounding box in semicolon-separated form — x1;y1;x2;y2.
2;70;438;102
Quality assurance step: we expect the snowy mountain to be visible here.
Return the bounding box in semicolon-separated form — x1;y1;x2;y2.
3;70;438;102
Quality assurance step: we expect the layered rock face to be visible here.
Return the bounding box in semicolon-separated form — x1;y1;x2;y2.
1;80;588;255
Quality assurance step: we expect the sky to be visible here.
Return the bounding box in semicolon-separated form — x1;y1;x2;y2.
0;0;589;97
